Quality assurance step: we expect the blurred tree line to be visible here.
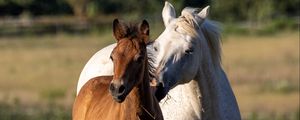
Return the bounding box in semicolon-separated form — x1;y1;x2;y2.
0;0;298;20
0;0;72;16
213;0;299;21
0;0;298;35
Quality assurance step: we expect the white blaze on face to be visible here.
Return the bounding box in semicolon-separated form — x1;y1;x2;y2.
155;29;191;66
153;23;201;88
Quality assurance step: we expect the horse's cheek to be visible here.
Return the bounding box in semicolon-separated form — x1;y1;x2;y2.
185;59;198;81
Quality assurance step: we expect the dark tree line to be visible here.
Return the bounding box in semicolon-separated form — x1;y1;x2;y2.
0;0;298;22
0;0;72;16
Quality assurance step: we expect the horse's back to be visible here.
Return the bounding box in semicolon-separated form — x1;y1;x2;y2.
77;43;116;94
73;76;113;120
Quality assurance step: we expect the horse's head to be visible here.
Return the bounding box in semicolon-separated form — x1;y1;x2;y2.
109;19;149;103
151;2;211;96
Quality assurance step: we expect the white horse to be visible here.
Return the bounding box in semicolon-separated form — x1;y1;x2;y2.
150;2;241;120
76;1;241;120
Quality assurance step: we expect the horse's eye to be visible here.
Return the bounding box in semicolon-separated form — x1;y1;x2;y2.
154;46;158;52
185;49;193;54
136;55;144;62
110;55;113;61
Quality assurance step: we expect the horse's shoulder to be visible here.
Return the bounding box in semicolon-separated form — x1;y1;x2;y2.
73;76;113;120
85;76;113;92
89;76;113;84
77;76;112;100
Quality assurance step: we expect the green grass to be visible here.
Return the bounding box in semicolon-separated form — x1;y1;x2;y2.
222;32;299;119
246;109;299;120
0;31;299;119
0;100;71;120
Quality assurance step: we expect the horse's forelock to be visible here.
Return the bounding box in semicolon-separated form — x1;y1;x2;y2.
174;13;222;67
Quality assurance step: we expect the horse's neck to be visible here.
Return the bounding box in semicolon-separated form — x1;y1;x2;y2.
159;79;202;119
130;60;159;120
196;65;241;120
136;60;161;119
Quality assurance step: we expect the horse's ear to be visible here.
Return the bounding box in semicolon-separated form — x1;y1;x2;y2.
162;1;176;26
113;19;128;41
198;6;210;19
139;20;150;43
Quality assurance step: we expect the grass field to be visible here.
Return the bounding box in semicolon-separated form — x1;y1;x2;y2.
0;31;299;119
222;32;299;119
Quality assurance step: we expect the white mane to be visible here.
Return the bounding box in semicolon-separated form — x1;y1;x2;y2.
177;7;222;66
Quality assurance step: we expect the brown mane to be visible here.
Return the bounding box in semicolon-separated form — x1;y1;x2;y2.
72;19;163;120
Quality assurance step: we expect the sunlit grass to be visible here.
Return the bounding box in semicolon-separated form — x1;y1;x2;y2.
222;31;299;119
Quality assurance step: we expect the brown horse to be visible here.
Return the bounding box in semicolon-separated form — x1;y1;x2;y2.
72;19;163;120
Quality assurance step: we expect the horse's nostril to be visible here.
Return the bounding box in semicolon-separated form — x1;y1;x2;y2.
158;82;164;87
109;83;115;91
118;85;125;94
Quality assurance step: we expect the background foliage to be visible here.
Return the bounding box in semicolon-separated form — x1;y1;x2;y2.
0;0;298;24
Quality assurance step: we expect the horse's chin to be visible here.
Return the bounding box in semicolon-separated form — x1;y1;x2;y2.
112;87;132;103
154;85;169;101
112;94;126;103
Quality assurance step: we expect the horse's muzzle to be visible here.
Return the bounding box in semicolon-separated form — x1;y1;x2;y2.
109;83;126;103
